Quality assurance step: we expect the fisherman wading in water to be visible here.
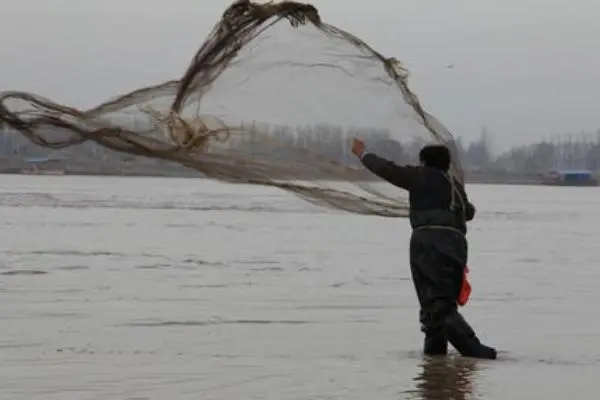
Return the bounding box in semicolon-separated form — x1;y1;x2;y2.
351;138;496;360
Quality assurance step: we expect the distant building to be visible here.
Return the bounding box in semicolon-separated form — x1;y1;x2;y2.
540;169;599;187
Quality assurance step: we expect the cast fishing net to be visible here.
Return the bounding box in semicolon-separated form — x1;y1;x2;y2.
0;0;463;217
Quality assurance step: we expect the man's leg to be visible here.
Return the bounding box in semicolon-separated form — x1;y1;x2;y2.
414;231;496;360
424;297;495;359
420;299;452;356
423;328;448;356
411;235;448;356
443;311;497;359
417;307;448;355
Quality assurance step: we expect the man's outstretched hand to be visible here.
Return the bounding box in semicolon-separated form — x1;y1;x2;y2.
351;138;365;158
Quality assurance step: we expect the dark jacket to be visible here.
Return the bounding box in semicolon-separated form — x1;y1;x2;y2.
360;153;475;234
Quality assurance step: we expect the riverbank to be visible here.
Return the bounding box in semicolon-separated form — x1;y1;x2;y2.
0;168;542;185
0;156;545;185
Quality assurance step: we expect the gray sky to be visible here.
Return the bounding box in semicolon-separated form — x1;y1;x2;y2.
1;0;599;152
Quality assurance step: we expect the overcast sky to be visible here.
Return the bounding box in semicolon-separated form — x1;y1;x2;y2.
1;0;599;151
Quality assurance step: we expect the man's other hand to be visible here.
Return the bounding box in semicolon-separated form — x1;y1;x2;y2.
351;138;365;158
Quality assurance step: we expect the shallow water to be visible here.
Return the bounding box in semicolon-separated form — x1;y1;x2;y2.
0;175;599;399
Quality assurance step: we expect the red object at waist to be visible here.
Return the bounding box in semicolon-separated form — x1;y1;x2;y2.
458;265;471;307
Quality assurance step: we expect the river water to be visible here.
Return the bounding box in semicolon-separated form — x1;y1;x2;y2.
0;175;598;400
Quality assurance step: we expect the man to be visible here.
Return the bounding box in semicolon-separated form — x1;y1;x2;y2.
351;138;496;360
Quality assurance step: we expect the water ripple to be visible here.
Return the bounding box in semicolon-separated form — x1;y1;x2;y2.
1;269;47;276
118;319;314;327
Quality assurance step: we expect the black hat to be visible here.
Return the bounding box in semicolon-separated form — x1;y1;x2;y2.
419;144;451;172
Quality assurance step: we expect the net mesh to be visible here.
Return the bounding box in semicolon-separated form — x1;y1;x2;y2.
0;0;463;217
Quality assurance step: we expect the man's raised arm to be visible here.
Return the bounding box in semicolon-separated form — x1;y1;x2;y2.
351;138;418;191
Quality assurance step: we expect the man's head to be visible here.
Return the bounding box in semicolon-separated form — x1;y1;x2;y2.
419;144;451;172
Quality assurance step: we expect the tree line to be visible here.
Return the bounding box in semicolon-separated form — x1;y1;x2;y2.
454;128;600;173
2;121;600;175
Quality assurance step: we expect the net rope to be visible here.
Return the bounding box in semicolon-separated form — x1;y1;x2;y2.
0;0;464;217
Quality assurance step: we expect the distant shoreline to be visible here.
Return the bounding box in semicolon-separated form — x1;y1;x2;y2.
0;168;544;186
0;155;555;186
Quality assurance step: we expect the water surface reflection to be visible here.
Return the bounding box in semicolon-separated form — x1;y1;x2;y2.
405;356;479;400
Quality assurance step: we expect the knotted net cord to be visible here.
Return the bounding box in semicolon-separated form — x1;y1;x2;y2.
0;0;463;217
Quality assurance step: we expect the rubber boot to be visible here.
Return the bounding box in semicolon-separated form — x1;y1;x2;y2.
423;331;448;356
443;311;497;359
